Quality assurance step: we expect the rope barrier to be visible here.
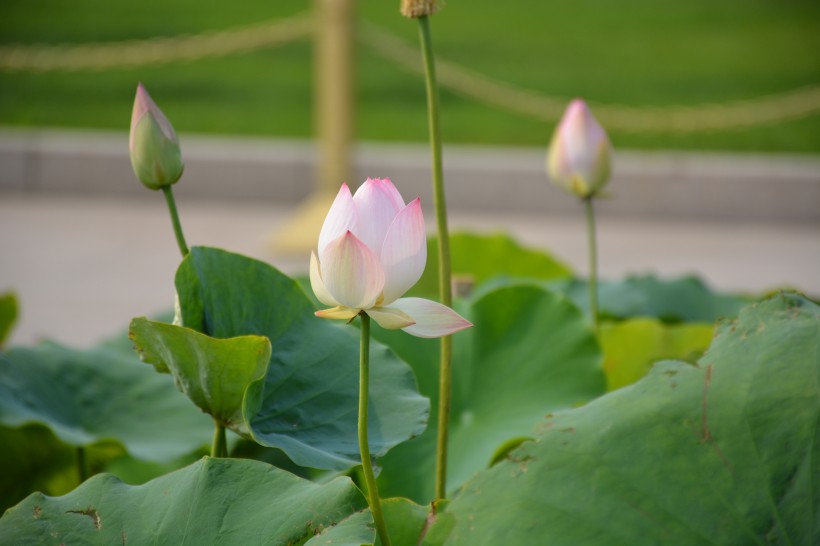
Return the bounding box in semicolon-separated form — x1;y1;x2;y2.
359;22;820;133
0;14;312;71
1;13;817;133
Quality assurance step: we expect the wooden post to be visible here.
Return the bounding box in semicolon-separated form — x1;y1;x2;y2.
272;0;356;253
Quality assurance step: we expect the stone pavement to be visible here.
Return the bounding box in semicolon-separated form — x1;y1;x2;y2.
0;128;818;347
1;192;817;348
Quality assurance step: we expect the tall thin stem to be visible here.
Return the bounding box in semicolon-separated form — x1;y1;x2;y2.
211;420;227;458
76;446;88;483
162;186;189;257
584;197;599;329
417;13;454;503
358;314;391;546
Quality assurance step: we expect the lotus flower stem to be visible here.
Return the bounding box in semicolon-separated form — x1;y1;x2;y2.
358;313;391;546
162;186;189;257
416;13;454;503
75;446;88;482
211;420;227;458
584;196;599;329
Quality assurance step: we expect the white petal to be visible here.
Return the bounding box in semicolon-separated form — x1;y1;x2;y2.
321;231;385;309
319;184;357;256
390;297;472;338
366;306;416;330
351;178;404;258
309;251;338;307
315;306;359;321
380;198;427;305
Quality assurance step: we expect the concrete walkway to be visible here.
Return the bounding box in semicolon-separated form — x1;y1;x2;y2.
1;191;817;348
0;128;818;347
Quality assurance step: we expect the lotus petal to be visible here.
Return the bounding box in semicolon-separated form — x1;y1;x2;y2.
390;297;473;338
319;184;358;257
352;178;404;257
367;306;416;330
321;231;384;310
315;306;360;321
309;251;338;307
381;198;427;305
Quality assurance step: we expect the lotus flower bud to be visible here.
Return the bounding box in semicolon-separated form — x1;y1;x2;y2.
129;83;184;191
546;99;612;199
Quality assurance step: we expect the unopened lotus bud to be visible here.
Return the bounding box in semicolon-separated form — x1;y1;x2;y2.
129;83;184;191
401;0;441;18
546;99;612;199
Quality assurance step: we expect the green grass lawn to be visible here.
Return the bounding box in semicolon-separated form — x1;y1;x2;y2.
1;0;819;152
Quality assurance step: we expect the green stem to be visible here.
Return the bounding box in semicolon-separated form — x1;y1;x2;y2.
358;313;391;546
418;13;454;503
584;197;599;329
76;446;88;483
211;420;227;458
162;185;189;257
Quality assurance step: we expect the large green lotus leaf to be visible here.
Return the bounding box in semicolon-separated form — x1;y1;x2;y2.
0;291;18;347
129;317;272;428
547;274;751;323
373;285;605;503
302;498;430;546
175;247;429;470
0;342;213;462
0;457;366;545
428;293;819;546
600;318;714;391
410;232;572;296
381;497;430;545
304;509;374;546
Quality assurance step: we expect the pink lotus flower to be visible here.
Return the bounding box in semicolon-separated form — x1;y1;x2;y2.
546;99;612;198
311;178;472;338
129;83;184;190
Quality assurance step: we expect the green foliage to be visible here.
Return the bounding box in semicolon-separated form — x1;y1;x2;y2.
549;274;751;323
381;498;429;545
0;291;18;347
302;510;374;545
412;232;572;297
2;1;820;151
129;318;272;428
298;499;434;546
0;426;77;512
175;247;429;470
600;318;714;390
374;284;605;503
425;293;819;545
0;457;367;545
0;342;213;462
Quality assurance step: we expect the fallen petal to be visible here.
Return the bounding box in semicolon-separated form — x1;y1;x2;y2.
390;297;473;338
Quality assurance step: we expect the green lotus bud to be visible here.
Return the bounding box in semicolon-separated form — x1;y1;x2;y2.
129;83;184;190
546;99;612;199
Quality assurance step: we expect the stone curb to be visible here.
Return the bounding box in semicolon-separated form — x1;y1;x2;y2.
1;127;818;222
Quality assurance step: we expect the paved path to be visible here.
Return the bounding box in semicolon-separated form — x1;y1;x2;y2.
1;191;817;347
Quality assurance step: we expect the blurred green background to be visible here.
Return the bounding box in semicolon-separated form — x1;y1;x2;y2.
1;0;819;152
